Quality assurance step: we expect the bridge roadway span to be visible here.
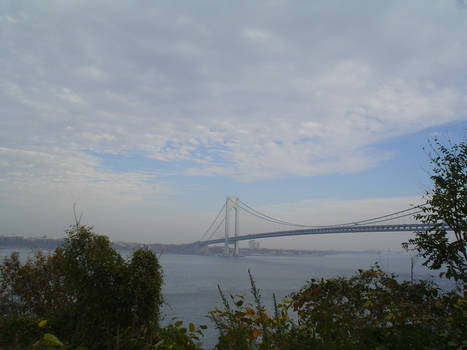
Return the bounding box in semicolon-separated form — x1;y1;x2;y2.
196;223;449;246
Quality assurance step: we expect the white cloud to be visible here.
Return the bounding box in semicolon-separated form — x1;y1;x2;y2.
0;0;466;242
56;88;83;105
0;147;169;211
76;66;107;80
243;28;270;42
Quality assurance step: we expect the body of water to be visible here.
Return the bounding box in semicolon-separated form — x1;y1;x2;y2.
0;248;456;348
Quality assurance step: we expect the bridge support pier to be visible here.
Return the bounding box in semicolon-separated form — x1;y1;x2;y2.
224;196;240;256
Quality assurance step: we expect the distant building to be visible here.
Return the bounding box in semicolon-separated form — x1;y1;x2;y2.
248;240;260;250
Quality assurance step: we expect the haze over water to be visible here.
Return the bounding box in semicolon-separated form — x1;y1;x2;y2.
160;252;456;348
2;248;455;348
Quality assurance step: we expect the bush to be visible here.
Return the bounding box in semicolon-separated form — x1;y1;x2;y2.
209;266;467;350
0;225;164;349
291;265;466;349
209;270;305;350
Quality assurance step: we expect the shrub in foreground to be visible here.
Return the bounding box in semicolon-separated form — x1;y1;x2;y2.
209;267;466;350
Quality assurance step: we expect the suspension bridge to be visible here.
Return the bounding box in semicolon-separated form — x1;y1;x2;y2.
190;197;447;256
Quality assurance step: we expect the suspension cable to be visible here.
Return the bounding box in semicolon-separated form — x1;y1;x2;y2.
238;199;425;228
237;204;318;227
198;202;226;242
238;200;320;227
352;210;424;225
200;199;426;242
338;206;426;226
205;216;226;241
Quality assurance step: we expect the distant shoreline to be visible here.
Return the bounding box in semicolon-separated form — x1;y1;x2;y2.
0;235;399;257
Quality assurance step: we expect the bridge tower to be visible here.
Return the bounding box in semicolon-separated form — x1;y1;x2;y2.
224;196;240;256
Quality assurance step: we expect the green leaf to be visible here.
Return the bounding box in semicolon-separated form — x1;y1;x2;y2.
43;333;64;347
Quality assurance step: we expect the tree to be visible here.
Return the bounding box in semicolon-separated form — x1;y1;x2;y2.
0;225;164;349
128;248;163;329
0;250;68;319
403;137;466;288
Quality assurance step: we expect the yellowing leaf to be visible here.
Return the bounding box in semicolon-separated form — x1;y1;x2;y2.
252;329;261;338
189;322;195;332
38;320;47;328
246;307;256;317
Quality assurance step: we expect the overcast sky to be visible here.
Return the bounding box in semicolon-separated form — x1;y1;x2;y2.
1;0;466;250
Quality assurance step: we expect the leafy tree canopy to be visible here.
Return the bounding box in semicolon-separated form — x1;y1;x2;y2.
403;137;466;285
0;225;164;349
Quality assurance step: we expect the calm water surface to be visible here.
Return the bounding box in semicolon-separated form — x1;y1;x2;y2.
0;249;456;348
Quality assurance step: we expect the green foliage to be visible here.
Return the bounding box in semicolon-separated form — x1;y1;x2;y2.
209;270;298;350
0;225;164;349
61;225;130;346
0;250;69;318
0;316;42;349
403;137;466;284
33;333;64;349
152;319;205;350
291;265;466;349
128;248;163;328
210;266;467;350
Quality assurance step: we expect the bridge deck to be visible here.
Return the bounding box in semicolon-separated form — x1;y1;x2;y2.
197;223;449;246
